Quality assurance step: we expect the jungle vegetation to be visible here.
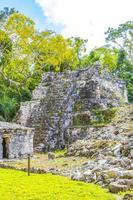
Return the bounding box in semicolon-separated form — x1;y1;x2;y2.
0;7;132;121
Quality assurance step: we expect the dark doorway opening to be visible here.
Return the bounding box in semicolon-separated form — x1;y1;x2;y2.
2;138;9;159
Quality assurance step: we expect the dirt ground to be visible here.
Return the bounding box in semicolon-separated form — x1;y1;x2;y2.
0;151;89;174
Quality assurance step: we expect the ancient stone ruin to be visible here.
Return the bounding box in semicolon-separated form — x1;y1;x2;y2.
1;64;133;193
0;122;34;159
15;64;128;151
68;105;133;193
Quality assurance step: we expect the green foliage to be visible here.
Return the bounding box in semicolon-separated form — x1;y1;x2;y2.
105;21;133;102
0;115;5;121
105;21;133;63
0;9;88;121
91;108;117;125
0;95;19;121
73;114;91;126
0;168;115;200
80;22;133;102
0;7;132;120
67;37;88;68
33;34;81;72
72;108;117;127
81;47;119;70
73;100;84;112
115;51;133;102
54;149;67;157
0;29;12;66
0;7;17;28
81;21;133;102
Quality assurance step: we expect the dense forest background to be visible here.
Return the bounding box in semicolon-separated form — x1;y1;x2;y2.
0;7;133;121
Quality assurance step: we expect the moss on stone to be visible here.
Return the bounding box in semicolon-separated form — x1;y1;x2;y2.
107;171;118;179
91;140;116;150
73;100;84;112
91;107;117;125
58;111;63;117
73;113;91;126
72;107;117;127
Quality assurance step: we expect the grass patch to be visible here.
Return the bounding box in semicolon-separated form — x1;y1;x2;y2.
2;153;89;171
54;149;67;157
0;168;115;200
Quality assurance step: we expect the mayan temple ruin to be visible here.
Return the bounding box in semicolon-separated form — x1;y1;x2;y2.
14;64;128;151
1;64;133;194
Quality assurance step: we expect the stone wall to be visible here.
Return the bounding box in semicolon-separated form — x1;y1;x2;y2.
15;64;128;151
67;105;133;192
0;122;34;159
9;131;34;159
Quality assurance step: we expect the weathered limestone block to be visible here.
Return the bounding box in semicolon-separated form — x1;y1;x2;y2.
122;132;133;158
48;152;56;160
14;100;40;126
109;182;128;193
123;194;133;200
